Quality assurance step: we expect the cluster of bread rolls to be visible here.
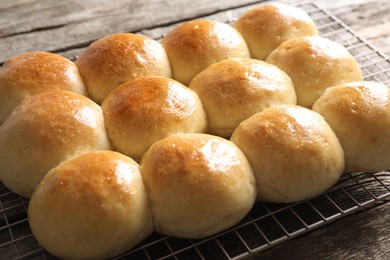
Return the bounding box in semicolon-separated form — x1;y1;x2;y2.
0;2;389;259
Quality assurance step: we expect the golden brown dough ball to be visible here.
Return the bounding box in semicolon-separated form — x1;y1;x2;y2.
312;81;390;172
266;36;363;108
234;3;318;60
161;19;250;85
140;133;257;239
231;105;345;203
189;58;296;137
28;150;153;260
76;33;172;103
0;91;111;197
0;51;86;124
102;76;207;162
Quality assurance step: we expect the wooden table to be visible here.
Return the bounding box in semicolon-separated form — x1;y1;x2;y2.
0;0;389;259
1;0;390;63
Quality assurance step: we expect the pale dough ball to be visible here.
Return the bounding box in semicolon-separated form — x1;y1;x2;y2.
234;3;318;60
76;33;172;103
0;91;111;197
0;51;86;124
28;150;153;260
231;105;345;203
140;133;257;239
102;76;207;162
312;81;390;172
189;58;296;137
266;36;363;108
161;19;250;85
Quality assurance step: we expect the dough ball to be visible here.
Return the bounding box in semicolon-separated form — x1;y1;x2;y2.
0;51;86;124
231;105;345;203
266;36;363;108
161;19;250;85
189;58;296;137
234;3;318;60
312;81;390;172
0;91;111;197
140;133;257;239
28;150;153;260
76;33;172;103
102;76;207;162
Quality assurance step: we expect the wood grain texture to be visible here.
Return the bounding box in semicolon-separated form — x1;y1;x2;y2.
245;202;390;260
1;0;389;63
330;1;390;57
0;0;259;63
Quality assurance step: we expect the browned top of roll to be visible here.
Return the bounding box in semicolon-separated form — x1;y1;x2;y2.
102;76;207;162
0;90;110;197
234;3;318;60
76;33;172;104
28;150;153;260
140;133;256;238
266;36;363;108
9;91;105;149
312;81;390;172
189;58;296;137
230;105;345;203
0;51;86;124
161;19;250;85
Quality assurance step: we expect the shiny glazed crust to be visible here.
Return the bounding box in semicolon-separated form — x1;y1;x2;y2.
76;33;172;103
102;76;207;162
312;81;390;172
140;133;257;238
0;91;111;197
234;3;319;60
231;105;345;203
28;151;153;260
0;51;86;124
266;36;363;108
189;58;296;137
161;19;250;85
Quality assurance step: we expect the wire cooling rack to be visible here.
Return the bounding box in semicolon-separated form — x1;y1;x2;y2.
0;1;390;259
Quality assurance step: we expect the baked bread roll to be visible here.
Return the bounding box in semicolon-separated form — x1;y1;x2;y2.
0;51;86;124
189;58;296;137
161;19;250;85
0;91;111;197
266;36;363;108
28;150;153;260
76;33;172;103
140;133;257;239
312;81;390;172
231;105;345;203
102;76;207;162
234;3;318;60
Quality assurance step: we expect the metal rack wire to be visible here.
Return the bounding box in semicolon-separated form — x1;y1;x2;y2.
0;1;389;259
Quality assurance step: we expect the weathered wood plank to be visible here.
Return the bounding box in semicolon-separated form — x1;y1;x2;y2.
0;1;155;37
0;0;259;63
246;202;390;260
59;3;263;61
330;1;390;58
0;0;38;9
1;0;389;64
4;0;389;64
0;0;389;66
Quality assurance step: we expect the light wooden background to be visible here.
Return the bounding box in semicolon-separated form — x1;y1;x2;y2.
0;0;389;64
